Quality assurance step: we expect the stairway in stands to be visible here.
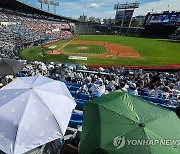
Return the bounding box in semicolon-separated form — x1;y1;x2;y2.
169;27;180;40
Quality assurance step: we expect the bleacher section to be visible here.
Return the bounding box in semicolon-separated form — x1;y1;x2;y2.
74;24;96;34
143;11;180;38
0;1;180;152
0;8;73;59
66;80;178;136
74;23;144;36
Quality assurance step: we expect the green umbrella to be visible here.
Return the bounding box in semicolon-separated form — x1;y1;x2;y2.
79;90;180;154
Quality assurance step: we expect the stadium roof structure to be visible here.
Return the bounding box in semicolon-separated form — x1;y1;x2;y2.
0;0;80;23
147;11;180;16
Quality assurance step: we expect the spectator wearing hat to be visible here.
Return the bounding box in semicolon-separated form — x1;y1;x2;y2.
127;83;138;96
89;79;105;97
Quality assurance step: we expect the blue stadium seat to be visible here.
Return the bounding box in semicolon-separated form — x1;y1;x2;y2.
69;86;79;91
16;72;26;77
68;113;83;128
140;96;171;105
93;94;100;99
156;103;177;112
147;97;156;102
154;98;170;104
71;83;81;88
75;101;84;111
140;95;149;101
65;82;72;86
70;91;76;97
75;99;88;103
138;91;148;96
77;93;90;100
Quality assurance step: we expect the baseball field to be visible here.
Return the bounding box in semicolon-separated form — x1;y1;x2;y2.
19;35;180;66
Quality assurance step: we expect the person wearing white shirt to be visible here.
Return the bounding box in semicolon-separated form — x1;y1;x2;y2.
89;80;105;97
127;83;138;96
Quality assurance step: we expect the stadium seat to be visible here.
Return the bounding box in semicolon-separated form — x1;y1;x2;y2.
76;93;90;100
72;83;81;88
16;72;26;77
75;101;84;111
68;113;83;128
140;95;149;101
70;91;76;97
156;103;177;112
65;82;73;87
75;99;88;103
93;94;100;99
154;98;170;104
69;86;79;91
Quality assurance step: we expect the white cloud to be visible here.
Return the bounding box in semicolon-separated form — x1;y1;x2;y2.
60;2;84;11
38;0;180;19
134;0;180;16
90;0;180;19
87;3;99;8
87;10;116;19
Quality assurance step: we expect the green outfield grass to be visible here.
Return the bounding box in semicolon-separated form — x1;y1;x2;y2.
19;35;180;66
63;44;106;54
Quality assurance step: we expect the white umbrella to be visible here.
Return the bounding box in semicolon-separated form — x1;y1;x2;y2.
0;75;76;154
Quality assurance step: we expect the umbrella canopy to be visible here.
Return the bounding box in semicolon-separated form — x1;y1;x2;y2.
0;59;25;76
80;90;180;154
0;75;76;154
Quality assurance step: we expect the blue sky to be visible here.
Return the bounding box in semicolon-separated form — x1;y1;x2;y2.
21;0;180;19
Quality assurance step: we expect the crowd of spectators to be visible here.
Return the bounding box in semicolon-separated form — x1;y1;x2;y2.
0;8;73;59
0;8;179;108
1;5;180;154
0;61;179;107
0;6;179;112
63;66;180;105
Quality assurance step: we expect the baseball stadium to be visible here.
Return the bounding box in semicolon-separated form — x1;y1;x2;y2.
0;0;180;154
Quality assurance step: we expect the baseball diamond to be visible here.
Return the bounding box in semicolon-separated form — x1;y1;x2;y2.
20;35;180;66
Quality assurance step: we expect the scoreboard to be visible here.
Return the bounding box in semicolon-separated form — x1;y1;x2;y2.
115;10;134;22
144;12;180;26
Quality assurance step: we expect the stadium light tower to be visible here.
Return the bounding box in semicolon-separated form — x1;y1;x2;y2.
37;0;45;9
50;1;60;14
44;0;50;12
54;2;60;14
